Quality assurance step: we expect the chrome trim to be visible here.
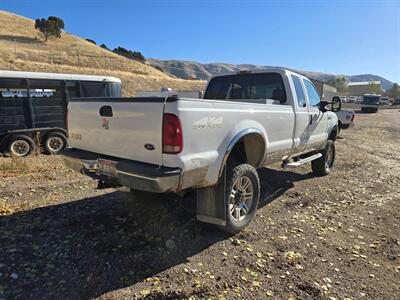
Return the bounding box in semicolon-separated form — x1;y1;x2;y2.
63;156;180;193
116;169;158;180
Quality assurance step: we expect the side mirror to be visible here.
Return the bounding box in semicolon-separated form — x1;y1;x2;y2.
331;96;342;112
320;96;342;112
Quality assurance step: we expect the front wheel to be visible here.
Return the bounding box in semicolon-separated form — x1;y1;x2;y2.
220;164;260;234
311;140;335;176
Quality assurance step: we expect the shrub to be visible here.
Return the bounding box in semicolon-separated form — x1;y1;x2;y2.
85;38;97;45
100;43;110;50
113;46;145;62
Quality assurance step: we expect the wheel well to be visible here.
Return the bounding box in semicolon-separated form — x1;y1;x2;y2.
226;133;265;168
329;125;338;141
41;129;68;140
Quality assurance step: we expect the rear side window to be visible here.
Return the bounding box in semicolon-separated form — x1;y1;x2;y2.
204;73;287;104
291;75;306;108
204;76;232;100
303;80;321;107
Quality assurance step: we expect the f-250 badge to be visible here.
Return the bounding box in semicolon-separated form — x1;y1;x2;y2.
102;118;110;130
193;117;223;130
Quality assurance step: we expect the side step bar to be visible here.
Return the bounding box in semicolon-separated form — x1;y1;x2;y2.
283;153;322;169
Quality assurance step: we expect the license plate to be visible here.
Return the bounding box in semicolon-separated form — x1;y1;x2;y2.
98;159;117;176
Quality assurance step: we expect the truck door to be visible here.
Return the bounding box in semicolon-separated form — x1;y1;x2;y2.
302;79;328;150
291;75;309;152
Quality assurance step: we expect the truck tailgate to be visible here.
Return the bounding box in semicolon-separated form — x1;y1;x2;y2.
67;98;165;166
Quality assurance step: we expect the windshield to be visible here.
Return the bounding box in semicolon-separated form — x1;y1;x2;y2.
362;96;380;104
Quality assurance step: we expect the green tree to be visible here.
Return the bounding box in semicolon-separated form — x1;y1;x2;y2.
113;46;145;62
368;81;382;95
388;83;399;99
34;16;65;41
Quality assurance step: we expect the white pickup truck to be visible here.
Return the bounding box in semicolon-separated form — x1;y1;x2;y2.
62;68;340;233
336;110;355;131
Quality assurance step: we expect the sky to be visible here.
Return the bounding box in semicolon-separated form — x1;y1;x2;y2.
1;0;399;83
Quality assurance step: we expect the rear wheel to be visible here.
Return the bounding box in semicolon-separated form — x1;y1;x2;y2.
7;134;35;157
220;164;260;234
311;140;335;176
44;132;67;154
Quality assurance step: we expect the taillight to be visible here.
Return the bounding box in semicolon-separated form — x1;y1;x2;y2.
351;113;355;122
162;113;183;154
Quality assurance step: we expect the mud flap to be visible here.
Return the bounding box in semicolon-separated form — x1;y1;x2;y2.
196;168;227;226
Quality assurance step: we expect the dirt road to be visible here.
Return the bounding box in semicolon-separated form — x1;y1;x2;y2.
1;108;399;300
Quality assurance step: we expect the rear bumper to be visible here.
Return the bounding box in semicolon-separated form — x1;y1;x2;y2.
61;148;181;193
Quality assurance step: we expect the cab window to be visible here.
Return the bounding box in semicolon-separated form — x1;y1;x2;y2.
303;79;321;107
204;73;287;104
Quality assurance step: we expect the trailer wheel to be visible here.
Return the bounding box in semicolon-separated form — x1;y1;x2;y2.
220;163;260;234
44;132;67;155
7;134;35;157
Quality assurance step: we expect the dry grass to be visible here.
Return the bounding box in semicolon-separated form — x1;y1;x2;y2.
0;10;205;95
0;155;65;178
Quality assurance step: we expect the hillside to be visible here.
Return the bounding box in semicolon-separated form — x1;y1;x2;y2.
149;59;394;91
0;11;205;95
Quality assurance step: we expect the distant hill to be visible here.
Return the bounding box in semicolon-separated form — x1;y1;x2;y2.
346;74;393;92
149;59;394;91
0;11;204;95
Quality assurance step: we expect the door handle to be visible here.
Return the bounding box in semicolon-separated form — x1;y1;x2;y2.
99;105;113;117
309;115;313;125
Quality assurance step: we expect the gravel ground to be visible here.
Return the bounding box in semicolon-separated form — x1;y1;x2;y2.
0;108;399;300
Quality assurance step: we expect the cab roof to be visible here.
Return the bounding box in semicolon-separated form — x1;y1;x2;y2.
209;67;306;80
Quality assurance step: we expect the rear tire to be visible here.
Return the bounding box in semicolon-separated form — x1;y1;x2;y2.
312;140;335;176
7;134;35;157
219;163;260;234
44;132;68;155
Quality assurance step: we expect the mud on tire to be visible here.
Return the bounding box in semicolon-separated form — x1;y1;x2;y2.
220;163;260;234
